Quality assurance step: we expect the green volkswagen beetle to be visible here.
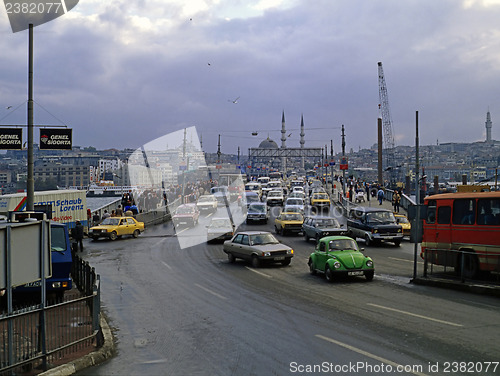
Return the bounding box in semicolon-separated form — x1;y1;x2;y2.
308;236;374;282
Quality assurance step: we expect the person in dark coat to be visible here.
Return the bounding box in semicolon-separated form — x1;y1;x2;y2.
73;221;84;252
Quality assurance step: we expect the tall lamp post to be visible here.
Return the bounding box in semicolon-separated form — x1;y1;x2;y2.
27;24;34;211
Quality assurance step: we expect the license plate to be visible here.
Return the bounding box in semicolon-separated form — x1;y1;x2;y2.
274;256;285;261
348;271;364;276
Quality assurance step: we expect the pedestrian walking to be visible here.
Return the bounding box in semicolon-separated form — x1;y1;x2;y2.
116;205;124;217
73;220;84;252
393;191;401;213
377;188;384;205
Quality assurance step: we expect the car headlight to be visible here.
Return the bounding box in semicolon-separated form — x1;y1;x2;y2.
366;260;373;267
397;228;402;233
263;252;271;256
333;261;341;269
287;249;294;254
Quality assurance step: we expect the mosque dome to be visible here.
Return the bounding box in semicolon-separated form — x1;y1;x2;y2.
258;137;279;149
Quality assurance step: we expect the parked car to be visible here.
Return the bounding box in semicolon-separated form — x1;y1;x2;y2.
302;216;346;242
394;213;411;237
266;189;284;206
172;203;200;227
274;212;304;236
90;216;145;241
346;207;403;246
196;194;218;213
308;236;374;282
207;217;235;243
223;231;294;267
246;202;269;224
283;197;305;214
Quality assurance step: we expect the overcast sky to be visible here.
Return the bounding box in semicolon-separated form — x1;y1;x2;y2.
1;0;500;155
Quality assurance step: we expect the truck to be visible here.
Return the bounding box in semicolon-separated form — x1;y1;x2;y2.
0;190;88;230
1;213;73;300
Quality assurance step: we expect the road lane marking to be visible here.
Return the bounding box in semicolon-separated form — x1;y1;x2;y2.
388;257;423;264
175;228;189;235
315;334;429;376
161;261;172;270
244;266;272;278
367;303;463;327
195;283;227;300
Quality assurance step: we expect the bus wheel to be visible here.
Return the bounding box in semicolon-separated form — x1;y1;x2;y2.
457;251;479;279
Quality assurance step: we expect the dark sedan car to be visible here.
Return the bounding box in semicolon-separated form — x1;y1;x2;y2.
302;216;346;242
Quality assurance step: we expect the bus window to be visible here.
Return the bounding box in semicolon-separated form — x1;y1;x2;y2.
426;200;436;224
477;198;500;225
437;206;451;224
452;199;476;225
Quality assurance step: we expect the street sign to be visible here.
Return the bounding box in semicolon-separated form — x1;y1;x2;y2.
340;156;348;170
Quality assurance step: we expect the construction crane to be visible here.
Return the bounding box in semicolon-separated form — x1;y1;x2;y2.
377;61;397;186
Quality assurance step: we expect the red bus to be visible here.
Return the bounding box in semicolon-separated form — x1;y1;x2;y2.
421;191;500;279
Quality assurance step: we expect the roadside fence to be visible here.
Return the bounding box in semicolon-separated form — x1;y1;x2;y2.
0;254;101;375
421;247;500;284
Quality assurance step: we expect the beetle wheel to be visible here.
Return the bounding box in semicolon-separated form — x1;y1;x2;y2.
365;270;374;281
309;259;316;275
325;266;334;283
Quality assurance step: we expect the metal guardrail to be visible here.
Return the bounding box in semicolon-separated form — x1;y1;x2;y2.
422;248;500;284
0;254;100;374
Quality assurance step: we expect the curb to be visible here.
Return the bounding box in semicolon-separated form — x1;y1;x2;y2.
39;315;115;376
411;277;500;298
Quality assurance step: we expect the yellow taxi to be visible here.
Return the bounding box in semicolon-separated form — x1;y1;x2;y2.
90;216;145;241
274;212;304;236
394;213;411;237
310;192;331;208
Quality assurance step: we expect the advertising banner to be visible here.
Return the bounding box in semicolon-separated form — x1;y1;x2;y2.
39;128;72;150
0;128;22;150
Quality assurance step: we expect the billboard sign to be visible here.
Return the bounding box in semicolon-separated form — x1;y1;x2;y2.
39;128;72;150
0;128;22;150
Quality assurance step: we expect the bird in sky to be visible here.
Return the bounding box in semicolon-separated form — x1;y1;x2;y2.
228;96;240;104
6;106;12;109
252;131;258;136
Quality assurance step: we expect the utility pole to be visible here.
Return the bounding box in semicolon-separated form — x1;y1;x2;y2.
330;139;334;196
181;128;187;203
27;24;34;211
413;111;420;280
217;134;221;180
341;124;346;196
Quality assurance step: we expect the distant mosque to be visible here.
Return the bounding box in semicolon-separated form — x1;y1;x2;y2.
248;111;321;175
